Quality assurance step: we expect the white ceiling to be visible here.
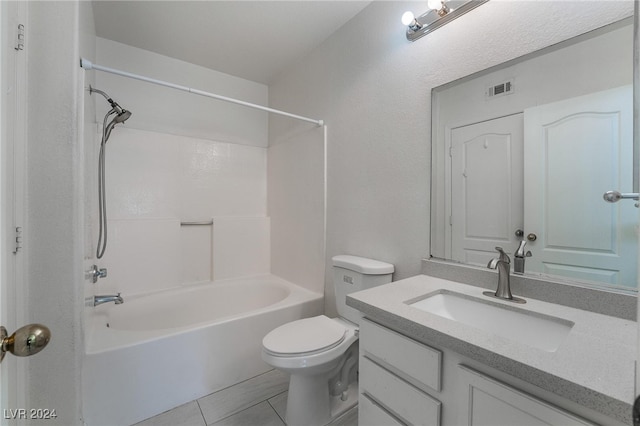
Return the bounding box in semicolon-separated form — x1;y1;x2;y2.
92;1;371;85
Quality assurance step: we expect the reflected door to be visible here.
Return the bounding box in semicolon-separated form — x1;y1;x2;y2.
524;86;636;287
450;114;524;266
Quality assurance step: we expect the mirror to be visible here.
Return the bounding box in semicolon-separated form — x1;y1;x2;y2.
430;18;636;291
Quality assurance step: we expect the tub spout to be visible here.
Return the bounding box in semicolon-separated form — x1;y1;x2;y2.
94;293;123;307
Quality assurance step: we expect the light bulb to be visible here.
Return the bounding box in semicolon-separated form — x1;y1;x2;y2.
401;11;415;26
427;0;442;10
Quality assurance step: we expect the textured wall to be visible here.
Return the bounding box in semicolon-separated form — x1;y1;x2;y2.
269;1;634;317
25;2;84;424
268;124;325;294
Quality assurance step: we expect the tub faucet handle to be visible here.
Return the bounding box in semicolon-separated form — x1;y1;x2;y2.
87;264;107;284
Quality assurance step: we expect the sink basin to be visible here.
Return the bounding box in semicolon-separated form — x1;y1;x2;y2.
408;291;574;352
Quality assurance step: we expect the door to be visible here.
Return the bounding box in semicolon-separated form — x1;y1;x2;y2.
524;86;635;286
634;4;640;421
1;1;27;421
450;114;524;266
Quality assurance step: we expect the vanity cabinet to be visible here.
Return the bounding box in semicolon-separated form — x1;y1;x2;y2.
358;318;610;426
457;365;594;426
359;318;442;425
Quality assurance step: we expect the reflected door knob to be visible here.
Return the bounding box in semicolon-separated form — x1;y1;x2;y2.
527;233;537;242
0;324;51;363
603;190;639;202
603;190;640;208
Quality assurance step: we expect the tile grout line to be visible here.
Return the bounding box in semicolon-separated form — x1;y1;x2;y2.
198;370;288;425
204;399;281;426
200;368;278;400
195;399;207;426
267;391;288;424
136;370;286;425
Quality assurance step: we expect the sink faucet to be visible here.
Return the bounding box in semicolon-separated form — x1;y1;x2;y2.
94;293;124;307
485;247;525;304
513;241;532;274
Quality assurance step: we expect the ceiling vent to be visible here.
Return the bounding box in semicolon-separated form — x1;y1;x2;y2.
486;80;514;99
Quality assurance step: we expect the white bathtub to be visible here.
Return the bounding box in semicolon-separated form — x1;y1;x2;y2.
82;275;323;426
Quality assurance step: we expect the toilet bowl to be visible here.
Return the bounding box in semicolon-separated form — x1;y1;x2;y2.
263;316;359;426
262;255;394;426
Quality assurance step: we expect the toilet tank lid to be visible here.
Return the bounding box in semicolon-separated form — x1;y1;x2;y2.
332;255;394;275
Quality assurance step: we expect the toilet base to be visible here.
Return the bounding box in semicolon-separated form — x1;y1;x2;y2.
285;375;358;426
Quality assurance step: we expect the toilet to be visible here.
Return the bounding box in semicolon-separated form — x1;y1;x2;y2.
262;255;394;426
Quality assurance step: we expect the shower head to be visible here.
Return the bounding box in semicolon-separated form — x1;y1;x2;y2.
114;109;132;124
90;86;132;142
104;109;132;141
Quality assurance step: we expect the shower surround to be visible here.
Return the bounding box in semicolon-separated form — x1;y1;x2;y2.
94;126;270;296
82;36;326;425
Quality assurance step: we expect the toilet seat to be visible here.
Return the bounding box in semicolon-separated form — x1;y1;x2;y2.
263;315;347;357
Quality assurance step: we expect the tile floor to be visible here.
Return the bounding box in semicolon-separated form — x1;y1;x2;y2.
134;369;358;426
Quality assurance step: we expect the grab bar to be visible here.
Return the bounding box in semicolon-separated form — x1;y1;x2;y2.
180;221;213;226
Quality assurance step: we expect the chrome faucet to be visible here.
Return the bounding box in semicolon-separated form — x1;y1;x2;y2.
484;247;525;304
513;241;532;274
86;264;107;284
94;293;123;307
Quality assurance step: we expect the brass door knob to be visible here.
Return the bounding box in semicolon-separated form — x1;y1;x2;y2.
0;324;51;363
527;233;537;242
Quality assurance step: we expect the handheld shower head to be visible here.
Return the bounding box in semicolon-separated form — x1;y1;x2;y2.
92;87;133;260
114;109;132;124
90;86;132;142
103;109;132;141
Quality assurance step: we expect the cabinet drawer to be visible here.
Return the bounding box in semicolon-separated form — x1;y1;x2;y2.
359;394;404;426
361;318;442;392
360;357;441;425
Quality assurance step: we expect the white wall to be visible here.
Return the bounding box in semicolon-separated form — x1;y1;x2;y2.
268;123;326;294
95;37;268;147
81;0;97;344
269;1;634;317
90;40;271;297
25;2;86;424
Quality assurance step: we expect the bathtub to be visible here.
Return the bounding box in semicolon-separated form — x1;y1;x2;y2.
82;275;323;426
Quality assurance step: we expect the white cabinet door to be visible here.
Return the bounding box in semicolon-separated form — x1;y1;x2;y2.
450;114;524;266
458;365;595;426
524;86;635;286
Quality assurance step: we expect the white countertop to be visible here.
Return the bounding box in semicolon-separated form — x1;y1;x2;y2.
347;274;637;424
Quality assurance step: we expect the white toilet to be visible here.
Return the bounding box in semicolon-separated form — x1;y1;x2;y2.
262;255;394;426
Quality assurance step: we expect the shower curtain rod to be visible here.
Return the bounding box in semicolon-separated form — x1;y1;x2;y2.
80;58;324;127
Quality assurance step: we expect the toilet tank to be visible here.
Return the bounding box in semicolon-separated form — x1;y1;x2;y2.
332;255;394;325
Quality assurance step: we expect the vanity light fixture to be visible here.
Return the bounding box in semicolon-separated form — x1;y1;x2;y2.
427;0;450;17
403;0;489;42
401;11;423;31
